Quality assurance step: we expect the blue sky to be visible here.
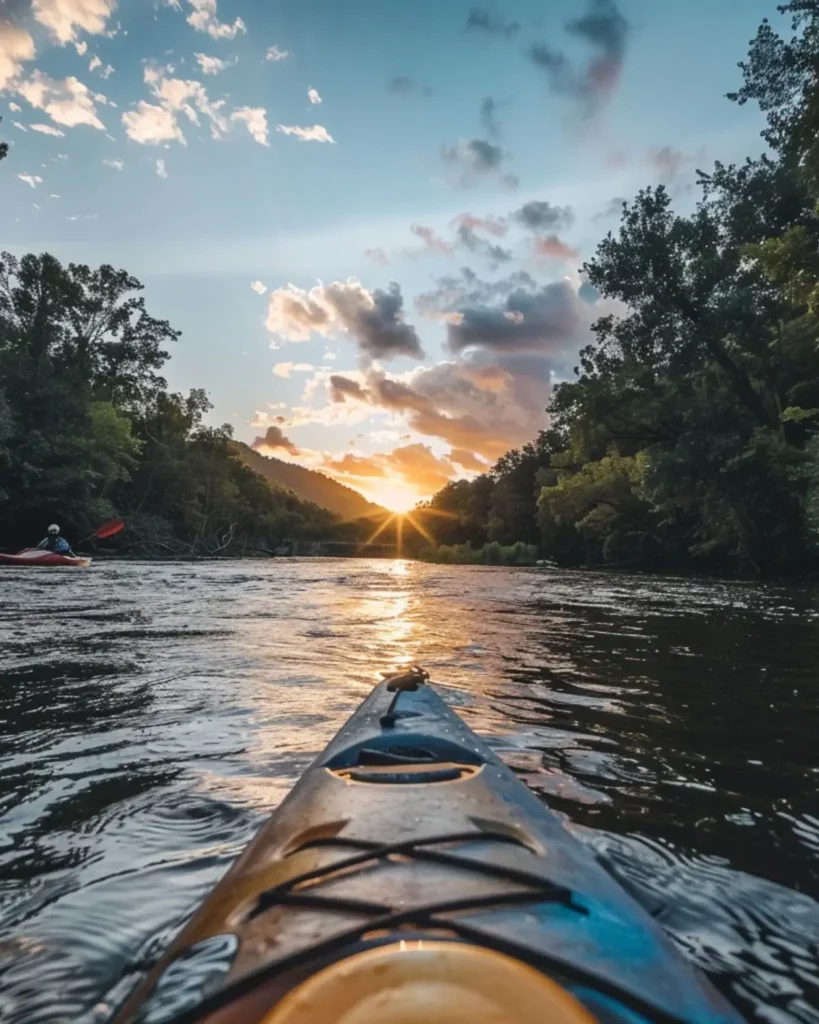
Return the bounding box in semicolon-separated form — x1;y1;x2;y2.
2;0;778;510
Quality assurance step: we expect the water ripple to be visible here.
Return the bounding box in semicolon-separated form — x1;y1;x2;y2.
0;559;817;1022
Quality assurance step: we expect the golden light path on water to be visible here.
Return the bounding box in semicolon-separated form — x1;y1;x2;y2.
1;558;818;1024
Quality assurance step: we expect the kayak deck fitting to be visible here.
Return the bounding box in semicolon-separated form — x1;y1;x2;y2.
110;667;743;1024
0;549;91;567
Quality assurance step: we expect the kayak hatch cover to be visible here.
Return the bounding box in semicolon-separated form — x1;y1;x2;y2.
108;667;744;1024
0;549;92;568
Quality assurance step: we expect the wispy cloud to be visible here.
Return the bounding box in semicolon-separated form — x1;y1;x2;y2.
0;22;35;90
250;280;267;295
276;123;335;143
231;105;269;145
156;157;168;178
388;76;433;97
273;362;314;378
440;137;517;189
16;71;106;130
410;224;453;255
465;7;520;39
32;0;116;45
89;54;114;77
122;64;228;144
265;45;290;62
28;122;65;135
18;173;43;187
122;100;184;144
185;0;246;40
307;87;322;105
195;52;237;75
102;157;123;169
528;0;630;116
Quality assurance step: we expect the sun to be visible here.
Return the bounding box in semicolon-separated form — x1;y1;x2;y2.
379;490;419;514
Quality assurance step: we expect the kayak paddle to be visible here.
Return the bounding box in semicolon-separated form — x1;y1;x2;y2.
78;517;125;546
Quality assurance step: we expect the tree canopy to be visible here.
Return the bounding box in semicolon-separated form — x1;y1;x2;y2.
0;252;349;556
418;1;819;574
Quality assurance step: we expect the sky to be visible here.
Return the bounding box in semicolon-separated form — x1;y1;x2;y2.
1;0;779;512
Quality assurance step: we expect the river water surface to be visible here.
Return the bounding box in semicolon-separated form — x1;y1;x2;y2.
1;559;818;1022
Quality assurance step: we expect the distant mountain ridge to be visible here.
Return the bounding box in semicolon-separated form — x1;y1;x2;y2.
234;443;387;520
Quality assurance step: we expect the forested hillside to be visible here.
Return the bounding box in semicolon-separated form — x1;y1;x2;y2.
419;1;819;575
0;253;349;556
235;443;386;520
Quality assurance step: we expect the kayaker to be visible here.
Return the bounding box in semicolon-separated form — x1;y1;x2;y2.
35;524;77;557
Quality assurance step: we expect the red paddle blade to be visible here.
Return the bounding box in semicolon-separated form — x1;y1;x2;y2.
94;517;125;539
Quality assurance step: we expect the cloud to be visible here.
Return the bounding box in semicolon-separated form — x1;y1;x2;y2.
18;173;43;187
231;105;268;145
102;156;123;168
251;279;267;295
479;96;504;139
440;137;517;189
410;224;453;255
8;102;21;112
186;0;246;40
511;199;574;232
323;363;539;463
465;7;520;38
307;86;321;105
322;443;457;496
15;71;105;129
31;0;116;45
265;278;424;361
88;54;113;77
195;52;236;75
528;0;630;115
0;22;35;90
273;361;314;378
594;195;626;220
122;64;229;144
648;145;696;188
276;123;334;143
156;157;168;177
251;424;300;456
532;234;579;260
329;374;367;403
364;248;390;267
122;100;183;144
323;452;387;478
452;212;508;237
388;76;432;97
382;444;456;493
446;279;583;355
12;120;27;130
28;122;65;135
453;219;513;265
449;448;488;472
265;44;289;62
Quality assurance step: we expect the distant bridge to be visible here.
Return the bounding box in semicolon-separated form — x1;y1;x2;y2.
276;539;400;557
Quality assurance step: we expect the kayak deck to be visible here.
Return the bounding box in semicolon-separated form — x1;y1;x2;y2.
110;669;743;1024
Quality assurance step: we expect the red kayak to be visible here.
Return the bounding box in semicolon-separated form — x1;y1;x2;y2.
0;549;91;568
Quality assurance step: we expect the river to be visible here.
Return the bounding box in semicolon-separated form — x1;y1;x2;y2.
1;559;818;1022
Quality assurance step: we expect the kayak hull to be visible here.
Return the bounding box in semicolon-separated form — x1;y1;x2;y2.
111;673;744;1024
0;549;91;567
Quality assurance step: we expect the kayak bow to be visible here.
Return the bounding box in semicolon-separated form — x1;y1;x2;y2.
0;549;91;567
110;667;743;1024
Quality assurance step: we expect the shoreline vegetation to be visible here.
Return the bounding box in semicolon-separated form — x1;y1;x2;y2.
3;3;819;576
414;2;819;578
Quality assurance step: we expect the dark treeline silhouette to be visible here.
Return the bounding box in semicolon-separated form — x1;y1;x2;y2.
419;1;819;574
0;253;363;556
